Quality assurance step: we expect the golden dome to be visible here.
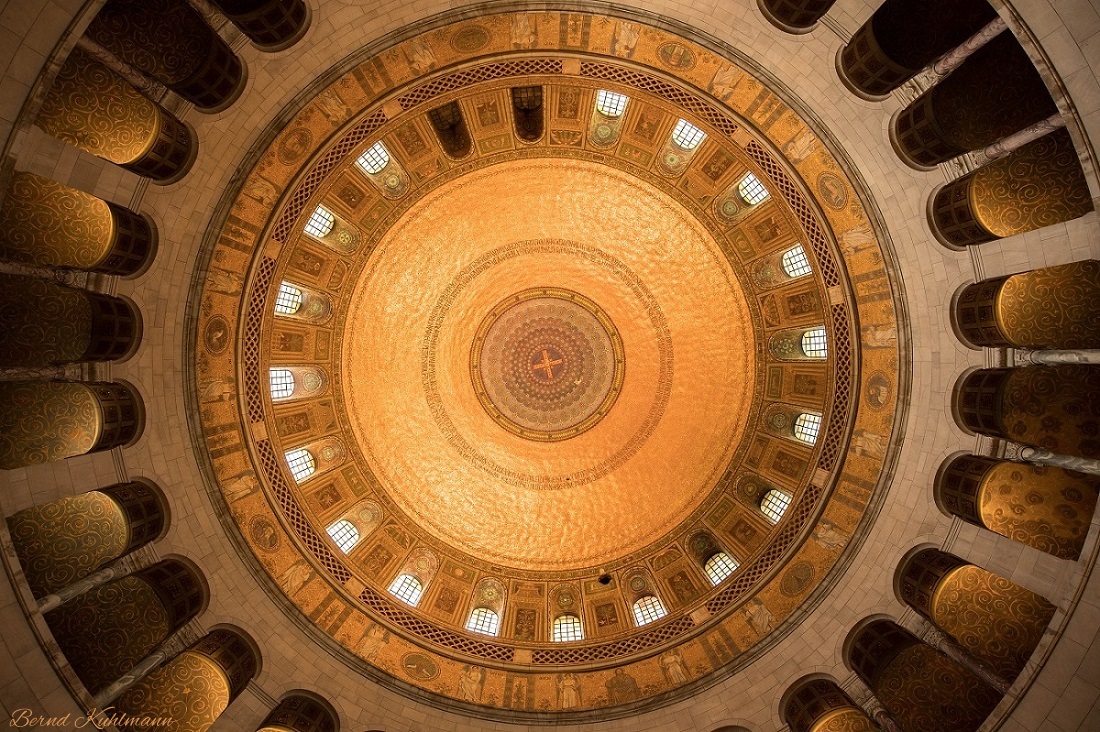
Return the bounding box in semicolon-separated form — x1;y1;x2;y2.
194;10;901;716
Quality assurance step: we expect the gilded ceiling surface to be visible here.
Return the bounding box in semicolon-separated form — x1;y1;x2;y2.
345;160;753;569
190;8;904;720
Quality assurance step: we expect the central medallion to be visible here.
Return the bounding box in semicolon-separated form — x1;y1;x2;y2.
471;287;625;441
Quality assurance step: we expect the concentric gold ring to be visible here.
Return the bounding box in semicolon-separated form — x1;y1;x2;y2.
470;287;625;441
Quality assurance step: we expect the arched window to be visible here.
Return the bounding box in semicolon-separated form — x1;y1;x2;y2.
632;595;667;626
466;607;500;636
284;448;316;483
428;101;472;158
671;119;706;150
511;85;544;142
595;89;629;117
794;412;822;444
388;573;424;606
781;244;812;278
738;172;770;205
552;613;584;642
801;326;828;358
269;368;295;400
326;519;360;553
274;281;303;315
356;141;390;174
704;551;740;586
304;205;335;238
760;489;792;524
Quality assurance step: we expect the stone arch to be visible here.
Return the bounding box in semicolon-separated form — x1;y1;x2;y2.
0;380;145;469
934;452;1098;560
36;48;197;183
86;0;248;112
895;547;1055;680
258;689;340;732
0;172;157;276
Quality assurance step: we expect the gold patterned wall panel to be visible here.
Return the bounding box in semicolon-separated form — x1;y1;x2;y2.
87;0;245;111
784;676;879;732
970;128;1093;238
114;652;230;732
876;644;1001;732
813;709;880;732
931;565;1055;680
0;172;115;270
996;260;1100;349
7;491;127;596
934;128;1093;246
36;48;159;165
0;275;92;367
88;0;216;85
190;9;905;718
981;461;1098;559
45;575;172;694
0;381;101;470
1001;366;1100;459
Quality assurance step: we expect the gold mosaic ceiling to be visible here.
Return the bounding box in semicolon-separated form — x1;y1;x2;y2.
347;159;754;569
191;9;904;720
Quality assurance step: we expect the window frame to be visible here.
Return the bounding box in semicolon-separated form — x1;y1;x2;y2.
632;595;668;626
760;489;792;524
671;118;706;151
781;244;813;278
326;519;361;553
269;368;296;401
356;141;391;175
595;89;629;118
466;607;501;636
552;613;585;642
793;412;823;444
284;448;316;483
800;326;828;359
704;551;740;586
737;172;770;205
388;573;425;607
274;282;303;315
303;205;336;238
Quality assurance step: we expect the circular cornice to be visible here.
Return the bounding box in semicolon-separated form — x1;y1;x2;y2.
187;7;905;721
